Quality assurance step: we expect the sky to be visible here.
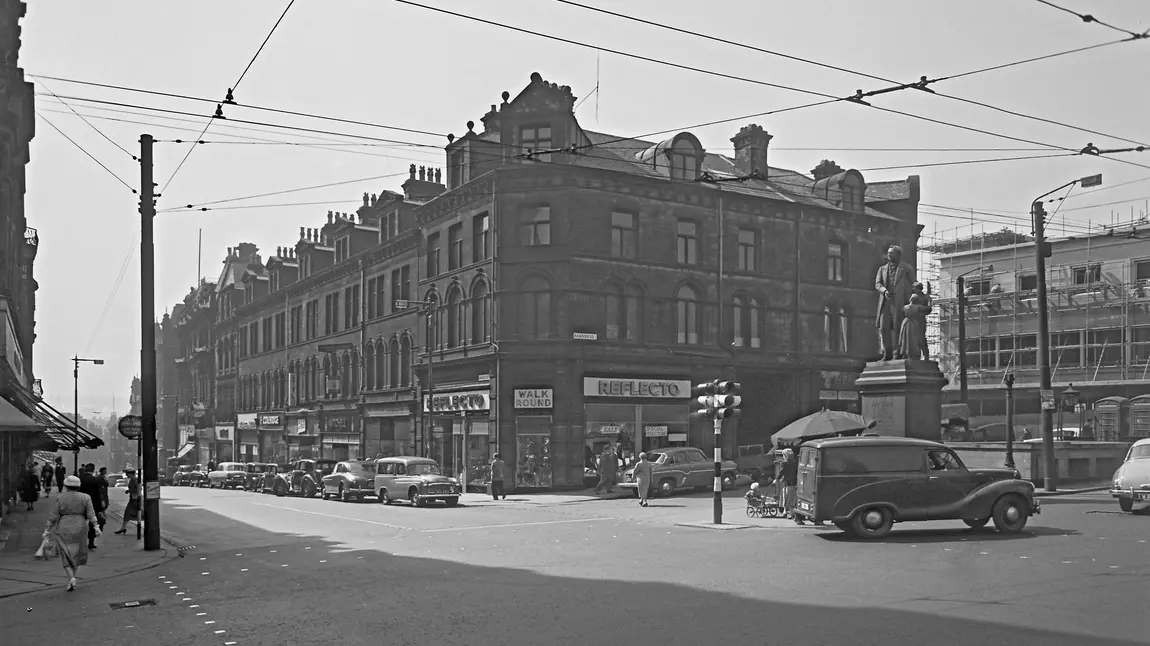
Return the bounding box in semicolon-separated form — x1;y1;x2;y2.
18;0;1150;413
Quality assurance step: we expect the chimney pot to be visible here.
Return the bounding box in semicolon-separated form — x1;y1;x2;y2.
434;168;442;184
501;91;510;103
327;210;333;224
466;120;475;132
363;192;369;207
419;166;426;181
409;164;416;180
299;227;305;240
370;193;377;206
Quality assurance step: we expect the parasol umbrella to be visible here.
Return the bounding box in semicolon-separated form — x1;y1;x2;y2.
771;409;876;447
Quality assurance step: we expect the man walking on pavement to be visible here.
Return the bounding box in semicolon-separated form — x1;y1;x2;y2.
53;458;66;493
78;463;105;549
489;454;507;500
96;466;110;533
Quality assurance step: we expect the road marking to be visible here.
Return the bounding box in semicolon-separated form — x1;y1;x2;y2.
240;568;248;572
205;620;216;624
189;605;199;608
215;630;226;634
253;503;411;530
197;612;207;616
422;517;618;533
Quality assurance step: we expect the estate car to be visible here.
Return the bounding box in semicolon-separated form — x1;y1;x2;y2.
793;436;1039;539
373;457;461;507
619;447;739;497
321;461;377;502
1111;438;1150;512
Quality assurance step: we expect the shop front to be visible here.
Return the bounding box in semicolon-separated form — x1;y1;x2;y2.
195;427;212;465
175;425;196;464
285;415;317;462
512;388;553;490
364;405;414;459
424;388;491;487
236;413;258;462
213;424;235;462
321;412;360;461
256;412;285;463
582;377;692;465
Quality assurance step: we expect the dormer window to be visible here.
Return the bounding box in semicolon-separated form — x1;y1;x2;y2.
334;236;350;262
669;139;699;180
841;173;864;213
520;125;552;162
270;272;280;293
244;283;254;303
300;255;311;278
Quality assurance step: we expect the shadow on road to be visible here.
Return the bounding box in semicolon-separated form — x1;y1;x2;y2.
816;525;1080;544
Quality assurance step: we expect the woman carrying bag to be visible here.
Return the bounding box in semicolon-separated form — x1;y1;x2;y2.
39;474;100;591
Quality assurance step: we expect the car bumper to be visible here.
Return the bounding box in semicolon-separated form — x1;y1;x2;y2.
1110;488;1150;501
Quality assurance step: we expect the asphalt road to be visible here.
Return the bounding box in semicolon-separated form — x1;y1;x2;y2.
3;486;1147;646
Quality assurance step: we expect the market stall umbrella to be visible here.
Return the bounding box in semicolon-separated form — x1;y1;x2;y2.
771;409;876;447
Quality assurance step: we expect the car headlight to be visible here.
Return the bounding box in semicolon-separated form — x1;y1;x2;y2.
1113;476;1122;488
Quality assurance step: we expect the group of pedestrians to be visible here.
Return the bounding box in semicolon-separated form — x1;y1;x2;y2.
19;459;69;511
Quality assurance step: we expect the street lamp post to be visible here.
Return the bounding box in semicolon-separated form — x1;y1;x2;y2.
1033;174;1102;492
1060;384;1080;441
72;356;105;472
1003;372;1016;469
955;265;993;405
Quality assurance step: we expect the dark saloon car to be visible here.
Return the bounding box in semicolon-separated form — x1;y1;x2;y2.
793;436;1039;539
245;463;272;491
258;464;290;493
270;459;337;497
321;461;377;502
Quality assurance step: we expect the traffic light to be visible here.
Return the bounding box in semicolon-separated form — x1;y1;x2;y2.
714;381;742;419
692;381;718;417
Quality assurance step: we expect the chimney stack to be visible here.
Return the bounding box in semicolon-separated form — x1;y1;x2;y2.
419;166;426;181
327;211;334;224
409;164;417;180
730;124;772;176
434;168;442;184
811;159;845;181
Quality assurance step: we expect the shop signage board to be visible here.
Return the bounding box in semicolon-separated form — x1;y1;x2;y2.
423;390;491;413
215;425;234;441
583;378;691;399
514;389;553;409
179;424;195;444
295;418;307;435
258;413;283;428
118;415;142;440
644;425;668;437
236;413;258;430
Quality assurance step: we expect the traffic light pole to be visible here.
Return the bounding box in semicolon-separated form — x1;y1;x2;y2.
139;134;161;550
712;416;723;525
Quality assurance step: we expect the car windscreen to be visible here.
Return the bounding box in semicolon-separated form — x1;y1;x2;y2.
220;463;244;471
347;463;376;476
1130;445;1150;459
408;463;442;476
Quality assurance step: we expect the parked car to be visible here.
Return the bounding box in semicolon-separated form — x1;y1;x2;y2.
172;465;196;486
259;464;290;493
208;462;248;489
373;456;461;507
793;436;1039;539
189;464;210;487
321;461;377;502
1110;438;1150;512
619;447;739;498
108;472;129;488
270;459;337;497
244;463;272;491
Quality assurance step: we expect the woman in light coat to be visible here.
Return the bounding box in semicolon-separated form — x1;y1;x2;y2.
631;452;668;507
43;474;100;591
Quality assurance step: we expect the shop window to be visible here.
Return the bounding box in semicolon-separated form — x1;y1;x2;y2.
471;279;490;344
520;276;553;339
676;285;701;345
516;415;552;488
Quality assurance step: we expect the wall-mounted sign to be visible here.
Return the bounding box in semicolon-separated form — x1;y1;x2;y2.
514;389;553;409
258;413;283;429
573;332;598;341
295;418;307;435
118;415;142;440
326;416;351;432
423;390;491;413
820;371;858;390
644;425;668;437
179;424;196;444
236;413;257;430
583;378;690;399
214;425;234;442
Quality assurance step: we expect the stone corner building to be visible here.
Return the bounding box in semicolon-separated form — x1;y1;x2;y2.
167;72;921;492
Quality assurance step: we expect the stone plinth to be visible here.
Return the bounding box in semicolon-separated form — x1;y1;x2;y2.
856;359;947;442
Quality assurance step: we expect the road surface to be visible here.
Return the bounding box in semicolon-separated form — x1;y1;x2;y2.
3;486;1147;645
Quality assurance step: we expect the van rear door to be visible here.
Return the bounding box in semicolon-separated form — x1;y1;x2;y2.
795;446;819;516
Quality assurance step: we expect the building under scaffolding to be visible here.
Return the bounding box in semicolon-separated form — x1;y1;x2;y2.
928;224;1150;439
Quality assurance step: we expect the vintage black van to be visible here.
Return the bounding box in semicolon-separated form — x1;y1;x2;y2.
793;436;1039;539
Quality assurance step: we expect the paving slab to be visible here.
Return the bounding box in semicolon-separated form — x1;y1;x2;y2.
674;521;758;530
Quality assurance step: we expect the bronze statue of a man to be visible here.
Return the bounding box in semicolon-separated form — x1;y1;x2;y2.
874;245;916;360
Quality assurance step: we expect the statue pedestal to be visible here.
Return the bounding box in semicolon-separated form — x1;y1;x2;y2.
856;359;948;442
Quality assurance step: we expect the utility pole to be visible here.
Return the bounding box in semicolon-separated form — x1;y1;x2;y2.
139;134;161;550
1003;372;1016;469
1033;199;1057;492
956;276;968;405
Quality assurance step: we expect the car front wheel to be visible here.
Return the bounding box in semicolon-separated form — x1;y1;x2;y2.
378;489;389;504
303;481;316;498
339;485;351;502
991;494;1029;533
850;507;893;539
444;496;459;507
1118;497;1134;512
658;478;675;497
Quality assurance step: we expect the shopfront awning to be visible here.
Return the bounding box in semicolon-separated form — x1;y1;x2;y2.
0;394;45;432
175;444;195;459
3;378;104;451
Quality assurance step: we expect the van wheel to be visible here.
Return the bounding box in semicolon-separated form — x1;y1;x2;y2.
850;507;893;539
721;472;736;490
378;489;390;504
657;479;676;497
1118;497;1134;512
963;517;990;529
991;494;1029;533
833;520;854;535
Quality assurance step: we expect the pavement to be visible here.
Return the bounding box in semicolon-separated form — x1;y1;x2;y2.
0;488;176;599
2;484;1147;645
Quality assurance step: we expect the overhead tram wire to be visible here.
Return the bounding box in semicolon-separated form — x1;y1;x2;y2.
35;111;137;194
160;0;299;196
397;0;1150;169
1033;0;1149;39
553;0;1148;147
85;232;140;355
36;79;138;160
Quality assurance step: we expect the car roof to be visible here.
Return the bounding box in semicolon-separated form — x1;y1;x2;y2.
1133;438;1150;447
375;456;437;465
805;436;945;450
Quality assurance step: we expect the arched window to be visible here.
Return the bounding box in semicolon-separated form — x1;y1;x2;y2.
605;283;641;342
471;279;490;344
364;344;375;391
676;285;701;345
520;276;552;339
374;341;386;390
426;291;441;350
322;355;333;398
669;139;698;180
309;358;318;402
732;295;745;347
446;286;464;348
301;359;309;402
400;335;412;386
350;350;360;397
340;353;351;398
388;338;400;388
748;298;761;348
824;306;833;352
838;307;850;352
824;305;849;352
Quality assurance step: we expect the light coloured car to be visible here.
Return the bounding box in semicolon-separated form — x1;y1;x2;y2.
373;456;461;507
321;461;377;502
207;462;248;489
1110;438;1150;512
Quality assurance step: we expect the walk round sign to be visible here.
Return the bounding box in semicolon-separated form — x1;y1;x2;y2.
118;415;143;440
